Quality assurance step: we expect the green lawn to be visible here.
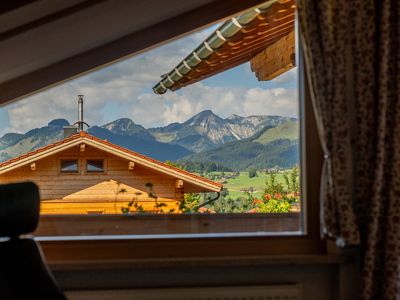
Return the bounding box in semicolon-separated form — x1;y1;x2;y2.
208;171;291;200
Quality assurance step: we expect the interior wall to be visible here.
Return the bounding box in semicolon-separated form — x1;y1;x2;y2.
52;258;360;300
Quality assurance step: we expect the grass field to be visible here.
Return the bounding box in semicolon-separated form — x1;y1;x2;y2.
207;171;293;200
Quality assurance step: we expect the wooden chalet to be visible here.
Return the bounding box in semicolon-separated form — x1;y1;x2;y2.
0;131;222;214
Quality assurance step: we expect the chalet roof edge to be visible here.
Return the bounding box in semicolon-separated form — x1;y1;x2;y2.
152;0;295;94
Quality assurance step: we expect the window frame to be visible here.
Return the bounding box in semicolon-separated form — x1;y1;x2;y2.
85;158;106;173
36;54;324;264
59;158;79;174
26;4;325;264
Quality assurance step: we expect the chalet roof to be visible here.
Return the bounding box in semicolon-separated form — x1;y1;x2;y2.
0;131;222;193
152;0;295;94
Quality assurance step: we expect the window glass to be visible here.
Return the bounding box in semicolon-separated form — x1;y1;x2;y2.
60;159;78;173
87;159;104;172
0;1;302;237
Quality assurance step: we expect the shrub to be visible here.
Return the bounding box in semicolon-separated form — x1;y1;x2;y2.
248;168;258;178
257;198;291;213
251;166;300;213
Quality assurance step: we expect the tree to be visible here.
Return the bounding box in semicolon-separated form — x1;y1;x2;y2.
248;168;258;178
179;193;202;213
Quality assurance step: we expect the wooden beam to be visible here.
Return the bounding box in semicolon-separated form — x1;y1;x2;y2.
175;179;184;189
128;161;135;171
0;0;105;42
0;1;37;15
80;143;85;152
0;0;266;105
250;30;295;81
30;162;36;171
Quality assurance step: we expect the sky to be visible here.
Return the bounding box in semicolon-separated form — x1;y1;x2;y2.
0;25;298;136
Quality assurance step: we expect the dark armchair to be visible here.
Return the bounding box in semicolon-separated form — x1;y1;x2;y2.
0;182;66;300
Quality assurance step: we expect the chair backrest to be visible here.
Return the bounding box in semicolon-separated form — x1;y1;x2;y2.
0;181;66;300
0;181;40;237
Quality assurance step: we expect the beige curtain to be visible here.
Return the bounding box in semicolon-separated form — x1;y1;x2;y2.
298;0;360;245
298;0;400;298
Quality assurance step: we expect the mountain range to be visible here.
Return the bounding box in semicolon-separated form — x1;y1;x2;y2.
149;110;295;153
0;110;299;169
180;120;299;170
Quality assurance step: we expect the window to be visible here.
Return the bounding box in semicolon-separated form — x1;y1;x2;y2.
60;159;78;173
0;1;324;263
86;159;104;173
0;1;324;259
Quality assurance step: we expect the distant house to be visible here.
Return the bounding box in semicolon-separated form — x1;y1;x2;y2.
240;187;255;193
0;131;222;214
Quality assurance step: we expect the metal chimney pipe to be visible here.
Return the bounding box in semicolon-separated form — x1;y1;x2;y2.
78;95;84;131
73;95;89;132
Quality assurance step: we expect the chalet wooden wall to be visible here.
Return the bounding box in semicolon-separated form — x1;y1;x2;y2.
0;145;182;214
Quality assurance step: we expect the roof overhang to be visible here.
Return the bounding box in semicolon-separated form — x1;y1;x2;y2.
153;0;295;95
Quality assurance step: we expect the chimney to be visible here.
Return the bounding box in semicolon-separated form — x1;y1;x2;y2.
64;95;90;138
77;95;84;131
72;95;89;132
63;126;78;138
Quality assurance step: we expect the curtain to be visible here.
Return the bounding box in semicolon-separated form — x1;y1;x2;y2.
298;0;400;299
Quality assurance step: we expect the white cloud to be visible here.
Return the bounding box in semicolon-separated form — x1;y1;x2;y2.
3;27;211;133
242;87;298;117
132;83;298;128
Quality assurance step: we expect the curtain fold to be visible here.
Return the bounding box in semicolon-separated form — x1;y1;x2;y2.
298;0;360;245
298;0;400;298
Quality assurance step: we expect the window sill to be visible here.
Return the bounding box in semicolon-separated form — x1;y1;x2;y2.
39;235;325;267
35;212;324;264
48;253;351;272
35;213;302;236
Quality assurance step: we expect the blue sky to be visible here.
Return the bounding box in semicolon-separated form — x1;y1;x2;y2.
0;25;298;136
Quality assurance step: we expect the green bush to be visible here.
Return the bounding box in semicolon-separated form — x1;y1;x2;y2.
248;168;258;178
257;199;291;213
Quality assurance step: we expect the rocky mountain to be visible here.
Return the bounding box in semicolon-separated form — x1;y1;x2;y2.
0;119;66;161
0;111;298;168
87;125;191;161
149;110;296;152
180;119;299;170
0;118;192;162
0;133;24;149
101;118;154;140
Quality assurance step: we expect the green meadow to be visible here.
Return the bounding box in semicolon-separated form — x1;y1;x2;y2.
206;171;293;200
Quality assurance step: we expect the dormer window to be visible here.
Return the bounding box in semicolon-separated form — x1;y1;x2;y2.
86;159;104;172
60;159;78;173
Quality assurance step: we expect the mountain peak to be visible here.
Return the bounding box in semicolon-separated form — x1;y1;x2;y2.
103;118;138;132
100;118;155;140
200;109;213;114
184;110;223;126
48;119;70;128
226;114;243;120
193;110;218;118
0;132;24;149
